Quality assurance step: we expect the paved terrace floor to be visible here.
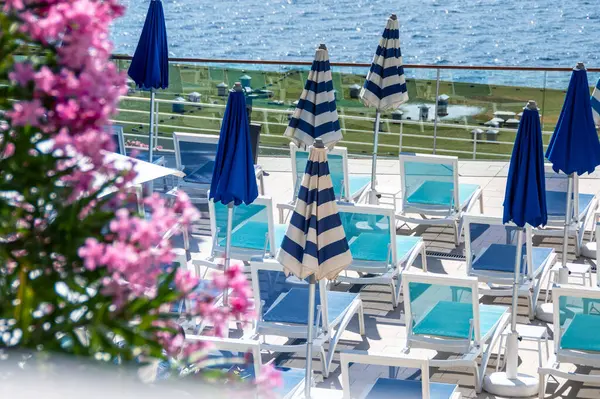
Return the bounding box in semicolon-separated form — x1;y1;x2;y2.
190;157;600;399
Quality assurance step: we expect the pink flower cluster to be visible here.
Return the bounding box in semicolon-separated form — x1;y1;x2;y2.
126;139;164;151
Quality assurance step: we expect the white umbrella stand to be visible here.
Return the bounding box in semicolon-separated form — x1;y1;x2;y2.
483;228;540;397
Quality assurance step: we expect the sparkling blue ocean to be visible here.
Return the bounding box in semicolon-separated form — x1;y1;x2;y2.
110;0;600;87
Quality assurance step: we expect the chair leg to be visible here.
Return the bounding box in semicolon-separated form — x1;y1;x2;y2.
479;193;484;214
183;225;190;251
278;207;284;224
420;246;428;272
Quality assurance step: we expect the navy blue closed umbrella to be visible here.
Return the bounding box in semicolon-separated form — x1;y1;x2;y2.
210;83;258;302
128;0;169;162
546;63;600;282
488;101;549;390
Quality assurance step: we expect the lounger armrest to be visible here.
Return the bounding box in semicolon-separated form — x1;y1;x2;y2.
340;350;427;369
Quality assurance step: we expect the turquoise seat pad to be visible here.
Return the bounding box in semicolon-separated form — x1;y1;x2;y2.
349;233;421;263
407;181;479;208
546;191;594;218
561;313;600;352
366;378;458;399
217;221;269;250
274;223;287;250
263;288;358;325
473;244;552;274
348;175;371;197
183;161;215;184
413;301;507;339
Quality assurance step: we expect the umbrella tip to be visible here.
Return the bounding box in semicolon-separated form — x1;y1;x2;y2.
525;100;538;110
390;14;397;20
313;138;325;148
575;62;586;70
318;43;327;50
233;82;243;92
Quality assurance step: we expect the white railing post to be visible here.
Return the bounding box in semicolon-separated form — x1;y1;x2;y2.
154;99;160;149
433;68;441;155
398;121;404;153
472;130;478;160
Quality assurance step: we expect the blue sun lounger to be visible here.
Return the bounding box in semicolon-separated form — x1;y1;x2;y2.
333;203;427;307
249;258;365;378
396;153;484;246
538;285;600;399
535;168;598;255
182;335;305;399
463;214;556;319
276;142;371;223
402;272;510;393
340;350;462;399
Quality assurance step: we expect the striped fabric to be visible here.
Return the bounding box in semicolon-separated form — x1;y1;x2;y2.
592;78;600;126
284;46;343;148
277;146;352;280
360;15;409;110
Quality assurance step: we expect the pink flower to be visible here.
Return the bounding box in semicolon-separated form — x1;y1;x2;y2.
7;99;45;127
256;362;283;390
34;66;56;93
9;62;35;86
78;238;105;271
174;269;199;295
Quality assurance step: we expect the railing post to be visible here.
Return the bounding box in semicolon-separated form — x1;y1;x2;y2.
472;130;478;160
154;99;160;149
540;70;548;131
432;68;441;154
398;121;404;154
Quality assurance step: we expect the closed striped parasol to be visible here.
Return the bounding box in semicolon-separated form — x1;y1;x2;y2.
276;138;351;398
592;78;600;126
361;14;409;204
284;44;342;148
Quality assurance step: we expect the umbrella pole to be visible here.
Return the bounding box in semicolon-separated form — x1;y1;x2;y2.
304;275;316;398
223;201;234;306
367;111;381;205
558;174;573;283
148;89;155;163
506;228;524;379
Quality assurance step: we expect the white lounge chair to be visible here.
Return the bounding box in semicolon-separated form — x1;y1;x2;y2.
396;153;484;245
463;214;556;319
538;285;600;398
340;350;462;399
249;258;365;378
402;271;510;392
333;202;428;307
535;167;598;256
276;143;371;223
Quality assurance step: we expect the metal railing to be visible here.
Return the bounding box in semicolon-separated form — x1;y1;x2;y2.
111;56;600;160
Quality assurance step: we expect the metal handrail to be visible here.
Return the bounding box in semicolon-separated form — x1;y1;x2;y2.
111;54;600;72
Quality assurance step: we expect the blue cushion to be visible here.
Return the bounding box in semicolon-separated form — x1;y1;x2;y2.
366;378;458;399
263;288;358;325
348;175;371;197
217;220;269;251
183;161;215;184
472;244;553;274
413;301;507;339
349;233;421;263
407;181;479;208
561;313;600;352
169;281;222;313
546;191;594;218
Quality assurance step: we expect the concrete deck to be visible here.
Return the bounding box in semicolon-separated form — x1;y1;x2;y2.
192;156;600;399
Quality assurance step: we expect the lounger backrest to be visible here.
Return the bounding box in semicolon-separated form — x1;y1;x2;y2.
208;195;276;257
336;203;397;266
340;351;433;399
290;142;351;202
399;153;460;212
104;124;126;155
463;214;534;279
553;285;600;353
173;132;219;177
544;164;579;220
402;272;481;343
250;259;329;328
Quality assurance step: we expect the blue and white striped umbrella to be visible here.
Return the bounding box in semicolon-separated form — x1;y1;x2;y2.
592;78;600;126
360;14;409;111
284;44;343;148
277;145;352;280
360;14;408;204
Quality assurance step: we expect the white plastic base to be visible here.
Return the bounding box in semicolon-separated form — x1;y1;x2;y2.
536;302;554;323
483;372;539;397
581;241;596;259
366;188;380;205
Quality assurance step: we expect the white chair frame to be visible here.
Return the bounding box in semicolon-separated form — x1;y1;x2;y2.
396;153;484;245
402;271;510;393
334;203;428;307
248;258;365;378
463;214;556;319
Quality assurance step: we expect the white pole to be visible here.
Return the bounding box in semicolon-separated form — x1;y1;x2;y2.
148;90;155;163
506;228;524;379
368;111;381;205
304;275;316;399
558;174;573;283
223;202;234;306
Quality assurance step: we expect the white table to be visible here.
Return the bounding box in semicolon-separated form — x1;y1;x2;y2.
496;324;549;371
